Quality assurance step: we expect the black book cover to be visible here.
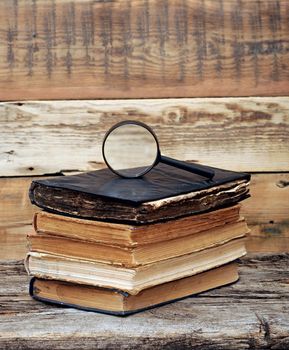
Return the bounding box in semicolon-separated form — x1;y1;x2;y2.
29;163;250;223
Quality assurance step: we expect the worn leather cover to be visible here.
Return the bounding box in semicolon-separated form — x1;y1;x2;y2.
30;163;250;205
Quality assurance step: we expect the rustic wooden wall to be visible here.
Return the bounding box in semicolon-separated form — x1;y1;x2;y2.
1;98;288;176
0;0;288;257
1;99;288;256
0;0;289;100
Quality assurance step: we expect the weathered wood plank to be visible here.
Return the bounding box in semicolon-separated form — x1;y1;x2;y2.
1;97;288;176
0;0;289;100
0;176;45;228
241;173;289;252
0;255;288;349
246;235;289;253
0;226;30;261
2;174;288;228
1;173;288;256
241;173;289;225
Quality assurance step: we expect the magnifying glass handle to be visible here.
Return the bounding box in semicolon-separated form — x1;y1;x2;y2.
160;156;215;179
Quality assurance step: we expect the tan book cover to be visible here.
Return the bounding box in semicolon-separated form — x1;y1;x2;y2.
33;205;241;247
28;219;249;267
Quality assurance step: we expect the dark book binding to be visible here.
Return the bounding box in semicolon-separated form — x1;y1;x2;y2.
29;163;250;223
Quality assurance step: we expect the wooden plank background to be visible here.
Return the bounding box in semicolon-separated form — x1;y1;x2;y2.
0;98;289;255
0;0;289;100
1;97;288;176
0;1;288;256
0;172;288;259
0;1;289;347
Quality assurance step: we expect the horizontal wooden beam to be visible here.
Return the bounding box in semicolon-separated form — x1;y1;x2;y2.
0;0;289;100
1;97;288;176
1;174;288;228
1;173;288;257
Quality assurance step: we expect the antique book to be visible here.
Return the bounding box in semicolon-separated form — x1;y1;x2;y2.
27;220;249;267
33;205;241;247
29;163;250;223
29;263;238;316
25;238;246;294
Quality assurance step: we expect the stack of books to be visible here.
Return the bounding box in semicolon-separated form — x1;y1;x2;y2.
26;163;250;315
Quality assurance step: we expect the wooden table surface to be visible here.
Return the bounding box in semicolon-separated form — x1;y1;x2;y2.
1;254;289;349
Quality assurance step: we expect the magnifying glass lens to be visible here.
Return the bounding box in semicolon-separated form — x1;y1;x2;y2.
103;123;158;178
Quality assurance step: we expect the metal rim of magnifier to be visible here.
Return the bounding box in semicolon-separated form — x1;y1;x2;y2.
102;120;160;178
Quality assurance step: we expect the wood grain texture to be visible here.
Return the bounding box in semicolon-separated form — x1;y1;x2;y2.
0;176;45;228
246;235;289;253
0;226;30;261
241;173;289;253
242;173;289;252
241;173;289;226
1;173;288;257
1;97;289;176
0;176;42;260
1;175;288;229
0;255;289;349
0;0;289;100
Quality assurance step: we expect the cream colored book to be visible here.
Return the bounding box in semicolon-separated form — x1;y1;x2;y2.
25;238;246;295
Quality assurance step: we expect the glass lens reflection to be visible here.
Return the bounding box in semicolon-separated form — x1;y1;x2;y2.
103;123;158;177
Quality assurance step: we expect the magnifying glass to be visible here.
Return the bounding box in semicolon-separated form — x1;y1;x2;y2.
102;120;215;179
